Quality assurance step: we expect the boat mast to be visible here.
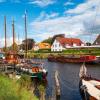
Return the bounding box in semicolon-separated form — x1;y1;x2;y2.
25;10;28;58
12;18;15;52
4;16;7;52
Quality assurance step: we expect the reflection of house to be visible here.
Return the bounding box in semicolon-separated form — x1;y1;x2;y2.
33;43;51;51
93;34;100;45
51;37;84;52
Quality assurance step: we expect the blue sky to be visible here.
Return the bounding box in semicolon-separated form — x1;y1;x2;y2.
0;0;100;47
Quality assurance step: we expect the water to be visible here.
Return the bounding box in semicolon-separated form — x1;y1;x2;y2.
34;59;100;100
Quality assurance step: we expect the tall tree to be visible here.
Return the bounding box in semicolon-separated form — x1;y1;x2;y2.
21;38;35;50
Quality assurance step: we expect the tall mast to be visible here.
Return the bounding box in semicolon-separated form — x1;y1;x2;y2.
4;16;7;52
12;18;15;51
25;10;28;58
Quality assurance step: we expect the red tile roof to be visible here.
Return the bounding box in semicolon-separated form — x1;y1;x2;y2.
56;37;83;47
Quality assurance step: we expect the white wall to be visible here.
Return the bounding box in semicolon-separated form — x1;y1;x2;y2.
51;39;63;51
81;43;85;46
34;45;39;51
73;43;77;47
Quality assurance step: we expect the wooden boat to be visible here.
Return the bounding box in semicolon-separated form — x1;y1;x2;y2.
79;63;100;100
5;51;19;64
95;56;100;64
48;55;96;63
16;59;48;81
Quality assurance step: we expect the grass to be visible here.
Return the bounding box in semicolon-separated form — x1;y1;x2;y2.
0;74;38;100
21;48;100;58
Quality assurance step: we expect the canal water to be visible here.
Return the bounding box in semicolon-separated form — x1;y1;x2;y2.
34;59;100;100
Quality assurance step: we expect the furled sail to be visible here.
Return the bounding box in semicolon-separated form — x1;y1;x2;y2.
79;63;87;78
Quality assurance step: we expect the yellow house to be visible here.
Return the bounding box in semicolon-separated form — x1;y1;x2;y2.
38;42;51;49
33;42;51;51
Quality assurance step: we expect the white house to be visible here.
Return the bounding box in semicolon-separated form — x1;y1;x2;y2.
51;37;85;52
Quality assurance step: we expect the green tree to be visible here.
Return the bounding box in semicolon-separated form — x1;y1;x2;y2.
21;38;35;50
42;37;52;44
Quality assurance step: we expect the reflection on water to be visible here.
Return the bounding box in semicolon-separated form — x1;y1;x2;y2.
34;59;100;100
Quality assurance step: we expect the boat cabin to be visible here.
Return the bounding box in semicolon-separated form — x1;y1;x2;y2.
5;51;19;64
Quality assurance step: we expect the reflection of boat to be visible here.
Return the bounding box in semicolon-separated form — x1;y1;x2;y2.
79;63;100;100
47;54;57;62
48;55;96;63
16;59;48;81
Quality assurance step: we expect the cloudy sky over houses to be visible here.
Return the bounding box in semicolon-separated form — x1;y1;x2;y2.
0;0;100;47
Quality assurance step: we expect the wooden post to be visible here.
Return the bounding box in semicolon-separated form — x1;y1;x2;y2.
55;71;60;100
12;18;15;51
4;16;7;52
25;10;28;59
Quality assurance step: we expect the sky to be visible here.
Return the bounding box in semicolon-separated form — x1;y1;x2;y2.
0;0;100;47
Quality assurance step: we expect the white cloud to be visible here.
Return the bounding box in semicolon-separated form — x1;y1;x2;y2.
66;0;100;14
35;11;59;21
0;37;22;47
30;15;85;42
64;2;74;6
29;0;55;7
30;0;100;43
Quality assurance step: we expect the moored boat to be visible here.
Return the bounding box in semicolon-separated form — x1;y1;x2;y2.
16;59;48;81
95;56;100;64
48;54;96;63
79;63;100;100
